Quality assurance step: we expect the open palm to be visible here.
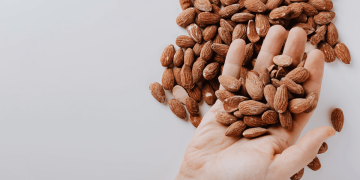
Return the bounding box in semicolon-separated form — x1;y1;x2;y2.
176;26;336;180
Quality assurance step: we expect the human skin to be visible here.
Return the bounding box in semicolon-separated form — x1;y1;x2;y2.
175;26;336;180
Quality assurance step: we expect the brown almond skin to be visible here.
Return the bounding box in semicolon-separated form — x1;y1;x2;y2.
224;96;249;113
176;35;196;48
266;0;283;11
193;42;205;56
184;48;195;66
246;71;264;101
218;27;232;45
274;85;288;114
185;97;200;116
247;20;260;43
271;78;281;88
187;23;202;43
174;48;184;67
179;0;193;10
187;84;202;103
218;75;242;92
269;6;291;20
243;43;254;66
209;78;220;90
243;127;268;138
220;19;234;33
211;43;229;57
234;110;244;119
318;142;328;154
239;100;269;116
194;0;212;12
308;156;321;171
244;116;267;127
255;14;270;38
314;11;335;25
162;68;175;90
198;12;221;25
289;98;311;114
308;0;333;11
244;0;266;13
318;41;336;63
200;41;213;61
285;67;310;84
174;68;183;86
192;58;207;83
190;115;202;128
259;66;271;86
216;111;238;125
281;77;304;95
231;13;255;23
310;25;327;45
290;168;304;180
181;64;195;90
326;22;339;47
215;90;235;102
202;81;217;105
262;110;279;124
304;92;319;113
273;55;293;67
176;8;196;28
264;84;277;109
279;109;292;130
219;4;241;18
160;45;175;67
203;62;220;80
301;2;318;16
334;43;351;64
149;82;166;103
169;99;187;119
331;108;344;132
203;25;218;42
225;121;247;137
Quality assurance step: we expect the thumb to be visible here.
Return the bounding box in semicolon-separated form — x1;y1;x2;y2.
267;126;336;180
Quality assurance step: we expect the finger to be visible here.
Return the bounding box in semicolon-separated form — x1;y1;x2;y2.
283;27;307;67
221;39;246;79
290;49;325;140
267;126;336;180
254;25;288;72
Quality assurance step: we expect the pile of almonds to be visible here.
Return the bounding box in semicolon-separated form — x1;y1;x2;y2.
149;0;348;179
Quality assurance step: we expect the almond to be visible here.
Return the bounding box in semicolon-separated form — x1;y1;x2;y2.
149;82;166;103
187;23;203;43
160;44;175;67
186;97;200;116
244;115;267;127
198;12;221;25
184;48;195;66
203;25;218;41
289;98;311;114
268;17;285;25
266;0;283;10
187;84;202;103
267;64;276;72
200;41;213;61
310;25;327;45
220;19;234;33
304;92;319;113
162;68;175;90
279;109;292;130
226;19;237;27
270;70;277;79
255;14;270;38
301;3;318;16
334;43;351;64
239;100;268;115
331;108;344;132
269;6;291;19
308;0;333;11
179;0;193;10
211;43;229;57
174;68;183;86
193;42;205;56
264;84;277;109
214;54;226;63
216;90;235;102
276;67;287;79
234;110;244;118
218;75;242;92
274;84;288;113
221;0;239;6
192;57;207;83
259;66;271;86
169;99;187;119
195;9;207;28
231;13;255;22
293;23;315;35
173;85;189;104
314;11;335;25
262;110;279;124
318;41;336;63
273;55;293;67
294;12;307;23
176;8;196;28
271;78;281;88
176;35;196;48
286;3;303;19
190;115;202;128
243;127;268;138
280;77;304;95
308;157;321;171
318;142;328;154
306;16;317;30
210;0;221;7
211;4;221;15
219;4;241;18
225;121;247;137
203;62;220;80
181;64;195;90
216;110;238;125
202;81;217;105
224;96;249;113
209;78;220;90
326;23;338;47
194;0;213;12
244;0;267;13
213;33;223;44
285;67;310;83
243;43;255;65
174;48;184;67
246;71;264;101
247;20;261;43
218;27;232;46
290;168;304;180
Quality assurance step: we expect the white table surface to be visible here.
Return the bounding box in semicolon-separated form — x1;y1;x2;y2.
0;0;359;179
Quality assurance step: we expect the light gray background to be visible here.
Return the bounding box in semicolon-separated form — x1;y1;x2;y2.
0;0;358;179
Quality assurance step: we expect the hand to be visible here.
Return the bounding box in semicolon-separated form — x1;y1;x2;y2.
175;26;336;180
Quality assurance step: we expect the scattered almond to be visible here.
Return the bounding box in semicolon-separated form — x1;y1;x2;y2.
243;127;268;138
169;99;187;119
149;82;166;103
225;120;247;137
331;108;344;132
